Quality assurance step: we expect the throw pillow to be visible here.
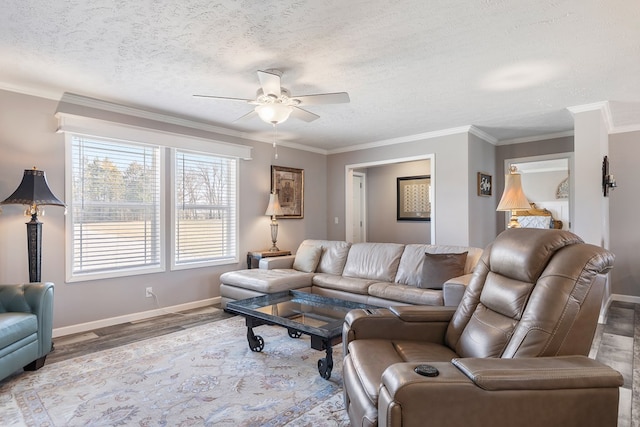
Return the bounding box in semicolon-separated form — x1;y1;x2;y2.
293;244;322;273
419;252;468;289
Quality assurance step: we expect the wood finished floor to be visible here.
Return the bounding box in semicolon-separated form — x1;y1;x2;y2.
49;301;637;426
48;305;233;365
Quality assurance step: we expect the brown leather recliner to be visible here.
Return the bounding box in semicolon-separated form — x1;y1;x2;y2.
342;228;623;427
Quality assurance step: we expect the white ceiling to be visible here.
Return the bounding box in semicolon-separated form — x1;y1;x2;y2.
1;1;639;152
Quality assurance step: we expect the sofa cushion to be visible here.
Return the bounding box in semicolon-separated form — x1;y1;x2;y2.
298;240;352;275
312;273;376;295
342;243;405;282
219;269;313;293
0;312;37;349
420;252;468;289
395;244;483;287
293;243;322;273
368;282;444;305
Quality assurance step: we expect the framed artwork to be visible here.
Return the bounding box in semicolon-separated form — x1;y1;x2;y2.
271;165;304;218
477;172;492;196
397;175;431;221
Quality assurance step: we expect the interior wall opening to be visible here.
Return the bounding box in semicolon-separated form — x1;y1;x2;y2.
345;154;434;244
505;152;574;231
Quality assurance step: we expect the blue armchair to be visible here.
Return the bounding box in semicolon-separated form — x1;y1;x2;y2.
0;282;54;382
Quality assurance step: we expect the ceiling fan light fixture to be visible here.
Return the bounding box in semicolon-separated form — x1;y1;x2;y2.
256;103;293;125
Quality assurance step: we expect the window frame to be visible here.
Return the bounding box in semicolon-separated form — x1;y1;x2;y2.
170;148;239;270
64;133;167;282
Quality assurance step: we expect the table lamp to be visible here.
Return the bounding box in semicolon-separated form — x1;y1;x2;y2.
497;165;530;228
264;192;283;251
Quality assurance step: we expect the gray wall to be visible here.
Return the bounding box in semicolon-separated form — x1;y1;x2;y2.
0;89;327;329
327;132;494;247
609;130;640;297
468;133;497;248
366;159;431;243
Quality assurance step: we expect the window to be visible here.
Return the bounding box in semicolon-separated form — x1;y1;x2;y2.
173;150;238;268
69;135;163;280
58;102;252;282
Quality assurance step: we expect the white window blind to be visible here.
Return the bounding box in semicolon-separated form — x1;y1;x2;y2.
70;135;162;278
174;150;237;267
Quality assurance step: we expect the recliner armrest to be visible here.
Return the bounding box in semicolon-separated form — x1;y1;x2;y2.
378;358;622;427
343;307;455;354
452;355;623;390
0;282;54;358
389;305;456;322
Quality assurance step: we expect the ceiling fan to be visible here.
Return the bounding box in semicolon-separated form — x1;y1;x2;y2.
194;69;350;125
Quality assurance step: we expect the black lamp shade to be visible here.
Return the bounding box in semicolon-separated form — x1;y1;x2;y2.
0;168;65;283
1;169;64;207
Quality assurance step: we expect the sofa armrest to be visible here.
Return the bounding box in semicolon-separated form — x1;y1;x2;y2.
443;273;473;306
342;306;455;353
378;357;622;427
259;255;295;269
0;282;54;357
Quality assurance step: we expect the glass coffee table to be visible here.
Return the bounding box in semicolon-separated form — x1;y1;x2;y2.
226;290;379;379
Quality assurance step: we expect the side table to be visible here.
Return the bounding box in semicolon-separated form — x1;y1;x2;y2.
247;250;291;269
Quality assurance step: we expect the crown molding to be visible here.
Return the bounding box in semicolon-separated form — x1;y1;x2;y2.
0;82;62;101
59;93;248;139
468;126;499;144
328;126;474;154
567;101;613;133
496;130;575;146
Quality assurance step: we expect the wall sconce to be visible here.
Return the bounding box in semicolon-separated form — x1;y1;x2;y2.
602;156;617;197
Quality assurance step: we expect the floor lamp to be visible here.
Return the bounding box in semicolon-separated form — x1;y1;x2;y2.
1;168;65;282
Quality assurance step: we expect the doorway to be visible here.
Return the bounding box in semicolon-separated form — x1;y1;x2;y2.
345;154;434;244
351;172;366;243
505;153;573;230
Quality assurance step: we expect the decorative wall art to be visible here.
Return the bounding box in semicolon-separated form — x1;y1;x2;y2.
397;175;431;221
271;165;304;218
477;172;492;196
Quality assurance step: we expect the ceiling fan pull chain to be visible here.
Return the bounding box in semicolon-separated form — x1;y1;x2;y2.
273;124;279;159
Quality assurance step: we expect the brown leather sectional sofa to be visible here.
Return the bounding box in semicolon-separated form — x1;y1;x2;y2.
220;239;483;309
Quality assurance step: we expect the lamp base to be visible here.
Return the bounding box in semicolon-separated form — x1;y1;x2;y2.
26;214;42;282
507;212;521;229
269;219;280;252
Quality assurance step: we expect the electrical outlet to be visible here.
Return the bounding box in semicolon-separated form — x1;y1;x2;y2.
145;287;153;298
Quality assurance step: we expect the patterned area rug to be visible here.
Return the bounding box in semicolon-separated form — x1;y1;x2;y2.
0;316;350;426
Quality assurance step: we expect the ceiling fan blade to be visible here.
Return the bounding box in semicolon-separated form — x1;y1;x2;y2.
291;107;320;122
293;92;350;105
232;109;257;123
193;94;253;103
257;70;281;97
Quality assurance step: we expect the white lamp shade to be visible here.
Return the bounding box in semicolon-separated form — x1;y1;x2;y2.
497;173;530;211
265;193;283;216
256;103;293;125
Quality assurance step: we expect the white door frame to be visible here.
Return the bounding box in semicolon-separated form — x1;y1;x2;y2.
352;172;366;242
345;154;435;244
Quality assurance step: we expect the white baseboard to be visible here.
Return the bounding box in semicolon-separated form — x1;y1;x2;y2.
53;297;222;338
598;293;640;324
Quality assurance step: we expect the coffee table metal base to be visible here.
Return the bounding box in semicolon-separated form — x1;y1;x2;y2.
243;316;336;379
226;290;379;380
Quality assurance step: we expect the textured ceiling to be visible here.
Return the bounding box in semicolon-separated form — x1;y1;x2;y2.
1;0;639;152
